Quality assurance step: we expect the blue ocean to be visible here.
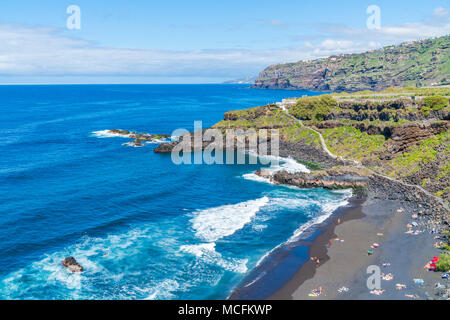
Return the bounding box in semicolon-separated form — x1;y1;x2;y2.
0;84;351;300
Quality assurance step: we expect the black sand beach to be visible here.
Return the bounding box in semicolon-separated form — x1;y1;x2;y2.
231;194;447;300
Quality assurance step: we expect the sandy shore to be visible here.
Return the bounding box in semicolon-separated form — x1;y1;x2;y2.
270;197;445;300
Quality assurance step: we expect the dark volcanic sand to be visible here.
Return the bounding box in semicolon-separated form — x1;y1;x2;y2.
231;197;446;300
272;198;445;300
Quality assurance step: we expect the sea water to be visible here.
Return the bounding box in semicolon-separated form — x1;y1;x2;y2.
0;84;351;299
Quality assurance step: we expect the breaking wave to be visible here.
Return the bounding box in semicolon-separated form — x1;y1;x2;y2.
190;197;270;242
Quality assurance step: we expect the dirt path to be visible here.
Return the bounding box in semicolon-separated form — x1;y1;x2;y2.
277;103;449;211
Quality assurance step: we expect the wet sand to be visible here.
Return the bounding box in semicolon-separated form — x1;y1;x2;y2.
270;197;444;300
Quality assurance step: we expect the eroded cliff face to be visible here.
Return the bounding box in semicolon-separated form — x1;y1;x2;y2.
315;120;449;158
254;67;330;91
252;35;450;92
382;122;450;158
153;95;449;205
255;168;370;190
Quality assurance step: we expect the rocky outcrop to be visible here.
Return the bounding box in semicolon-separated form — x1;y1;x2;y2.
154;141;178;153
252;35;449;92
62;257;83;273
254;78;296;90
154;130;278;154
279;140;340;169
368;175;449;229
402;143;450;199
155;131;229;153
101;130;171;147
109;129;131;136
381;122;449;159
256;168;370;190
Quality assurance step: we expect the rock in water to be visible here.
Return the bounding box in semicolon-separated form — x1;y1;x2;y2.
62;257;84;273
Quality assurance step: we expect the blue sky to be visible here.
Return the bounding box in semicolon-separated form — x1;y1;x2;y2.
0;0;448;84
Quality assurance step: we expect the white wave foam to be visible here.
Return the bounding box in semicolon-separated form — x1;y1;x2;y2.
145;139;167;144
255;153;310;174
255;190;352;267
242;173;272;184
287;191;352;244
243;271;265;288
0;228;150;298
145;279;180;300
180;243;216;257
242;154;309;185
180;243;248;274
255;250;272;268
269;197;313;210
191;197;269;243
273;157;310;174
92;130;131;138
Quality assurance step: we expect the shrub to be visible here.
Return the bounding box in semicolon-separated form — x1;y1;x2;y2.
420;106;431;117
436;253;450;272
291;95;337;121
296;159;323;170
352;185;368;197
423;95;448;111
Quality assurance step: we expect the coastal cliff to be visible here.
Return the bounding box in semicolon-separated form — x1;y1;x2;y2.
154;87;449;229
253;35;450;92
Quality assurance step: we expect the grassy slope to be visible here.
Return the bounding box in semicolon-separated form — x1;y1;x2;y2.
211;87;449;201
305;89;449;200
257;35;450;91
213;106;322;146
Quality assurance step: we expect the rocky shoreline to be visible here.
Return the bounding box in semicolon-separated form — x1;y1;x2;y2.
98;129;171;147
151;111;448;232
148;95;449;299
255;168;369;190
252;166;448;231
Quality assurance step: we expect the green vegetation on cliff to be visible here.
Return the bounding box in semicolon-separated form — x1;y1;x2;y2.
388;132;448;176
321;126;386;161
254;35;450;92
290;95;337;121
213;105;295;130
286;87;449;124
210;86;449;202
424;95;449;111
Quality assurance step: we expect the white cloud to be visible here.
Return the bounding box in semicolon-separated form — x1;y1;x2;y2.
0;13;448;83
376;22;450;39
321;14;450;42
298;39;384;60
0;25;267;78
433;7;449;18
0;24;381;80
